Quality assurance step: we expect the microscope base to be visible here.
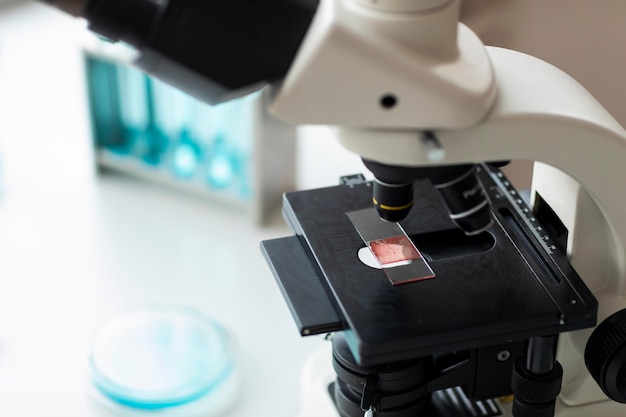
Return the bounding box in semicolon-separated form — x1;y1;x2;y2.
295;344;623;417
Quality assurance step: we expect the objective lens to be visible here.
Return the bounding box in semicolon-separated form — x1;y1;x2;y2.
372;179;414;222
432;166;493;235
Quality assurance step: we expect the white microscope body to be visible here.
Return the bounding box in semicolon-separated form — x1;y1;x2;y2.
269;0;626;416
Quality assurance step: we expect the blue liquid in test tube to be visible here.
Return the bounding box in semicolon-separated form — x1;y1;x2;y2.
150;79;203;172
170;101;204;180
138;78;171;166
117;64;150;159
208;94;256;198
86;58;127;153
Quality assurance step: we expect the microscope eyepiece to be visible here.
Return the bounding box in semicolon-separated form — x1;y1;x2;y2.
40;0;87;17
56;0;320;104
84;0;168;48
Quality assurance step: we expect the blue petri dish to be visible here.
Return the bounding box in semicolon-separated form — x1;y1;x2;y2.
89;307;237;414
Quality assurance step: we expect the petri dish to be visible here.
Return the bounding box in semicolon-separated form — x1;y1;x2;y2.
89;306;238;416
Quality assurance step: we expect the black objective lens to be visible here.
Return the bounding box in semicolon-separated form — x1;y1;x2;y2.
431;166;493;235
372;180;414;222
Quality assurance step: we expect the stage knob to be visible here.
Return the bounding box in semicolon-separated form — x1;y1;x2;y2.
585;309;626;403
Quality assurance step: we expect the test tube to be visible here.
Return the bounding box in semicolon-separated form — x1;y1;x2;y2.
117;63;150;157
86;57;126;153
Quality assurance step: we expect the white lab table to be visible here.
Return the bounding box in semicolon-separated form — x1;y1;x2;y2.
0;2;368;416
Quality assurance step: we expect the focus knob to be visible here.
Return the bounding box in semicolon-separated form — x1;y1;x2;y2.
585;309;626;403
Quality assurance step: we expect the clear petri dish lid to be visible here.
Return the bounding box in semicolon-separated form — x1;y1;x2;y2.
89;306;236;410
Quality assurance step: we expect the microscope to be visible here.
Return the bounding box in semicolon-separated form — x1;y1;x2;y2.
41;1;626;416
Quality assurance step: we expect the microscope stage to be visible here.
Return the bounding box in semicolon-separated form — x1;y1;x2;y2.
262;165;597;366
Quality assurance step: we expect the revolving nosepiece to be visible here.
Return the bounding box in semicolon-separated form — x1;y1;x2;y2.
363;159;494;234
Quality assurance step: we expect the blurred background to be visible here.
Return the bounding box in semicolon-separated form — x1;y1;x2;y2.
0;1;624;416
0;2;364;416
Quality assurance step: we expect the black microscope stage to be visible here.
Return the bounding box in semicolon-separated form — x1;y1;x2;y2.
262;164;597;366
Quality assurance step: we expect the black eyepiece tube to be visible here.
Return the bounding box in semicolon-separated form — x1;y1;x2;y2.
39;0;88;16
41;0;320;104
93;0;318;103
84;0;169;48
